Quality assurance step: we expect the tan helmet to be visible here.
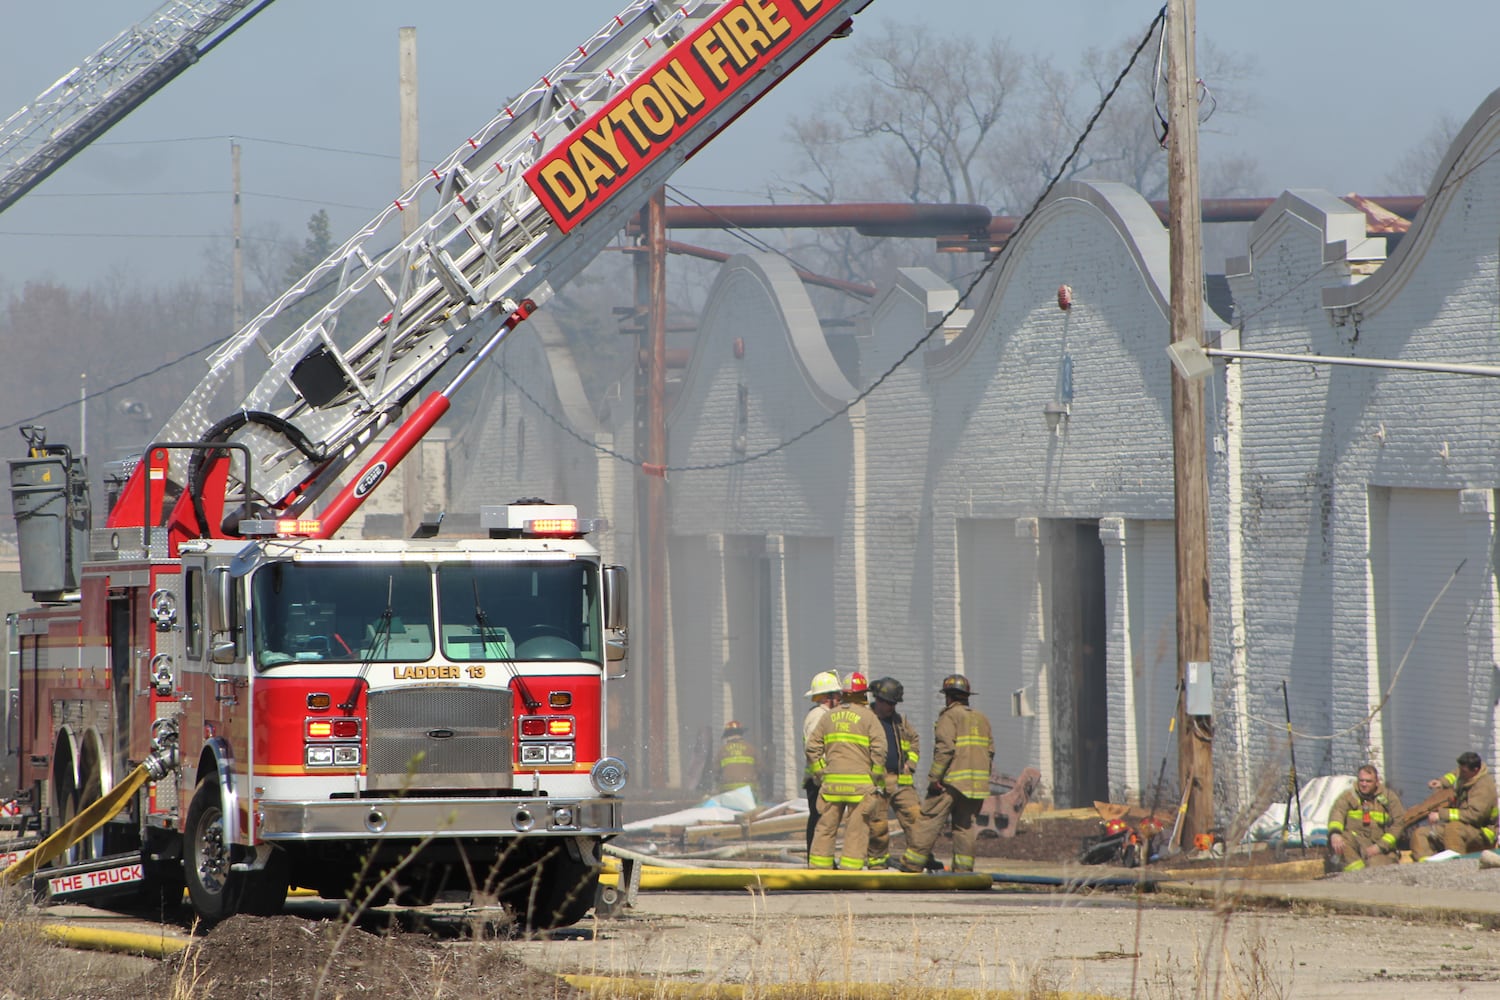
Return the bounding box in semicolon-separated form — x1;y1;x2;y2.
803;670;842;698
940;673;972;696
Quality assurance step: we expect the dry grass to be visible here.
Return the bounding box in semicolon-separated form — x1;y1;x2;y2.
0;884;157;1000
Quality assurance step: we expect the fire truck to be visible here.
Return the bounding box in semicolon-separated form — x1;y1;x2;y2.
1;0;875;928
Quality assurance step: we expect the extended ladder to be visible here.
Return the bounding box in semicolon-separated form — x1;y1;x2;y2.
117;0;874;535
0;0;276;215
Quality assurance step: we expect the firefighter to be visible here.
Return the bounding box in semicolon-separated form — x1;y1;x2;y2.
866;676;922;868
715;721;759;799
1409;750;1499;860
805;671;886;870
1326;764;1404;871
894;673;994;873
802;670;843;852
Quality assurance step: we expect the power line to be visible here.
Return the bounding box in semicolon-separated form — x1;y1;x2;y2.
0;230;285;242
1;231;400;432
0;334;227;434
16;189;380;212
23;190;228;198
509;6;1171;476
1;9;1172;474
661;185;869;302
94;133;398;160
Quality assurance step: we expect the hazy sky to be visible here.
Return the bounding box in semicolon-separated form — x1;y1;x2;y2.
2;0;1498;289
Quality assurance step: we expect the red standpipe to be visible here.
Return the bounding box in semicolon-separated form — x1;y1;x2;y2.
311;298;536;539
313;392;451;539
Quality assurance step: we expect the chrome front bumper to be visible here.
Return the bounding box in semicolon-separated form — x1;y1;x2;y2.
257;795;621;840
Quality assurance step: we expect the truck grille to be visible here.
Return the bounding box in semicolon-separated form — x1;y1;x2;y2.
366;686;513;790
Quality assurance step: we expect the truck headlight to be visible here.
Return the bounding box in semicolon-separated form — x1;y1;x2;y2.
590;756;628;795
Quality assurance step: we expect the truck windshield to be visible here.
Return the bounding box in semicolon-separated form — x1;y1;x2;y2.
251;562;434;666
249;560;601;666
436;561;601;664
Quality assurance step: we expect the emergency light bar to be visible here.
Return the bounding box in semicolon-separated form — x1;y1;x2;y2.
480;502;592;538
525;517;581;537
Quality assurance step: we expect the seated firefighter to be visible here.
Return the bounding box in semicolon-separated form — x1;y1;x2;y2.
1409;750;1499;860
1326;764;1403;871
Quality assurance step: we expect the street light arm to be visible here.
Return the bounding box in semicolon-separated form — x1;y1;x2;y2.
1204;347;1500;379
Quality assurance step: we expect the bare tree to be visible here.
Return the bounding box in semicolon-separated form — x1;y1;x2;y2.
1025;37;1261;204
1385;115;1462;195
780;22;1024;208
766;22;1262;288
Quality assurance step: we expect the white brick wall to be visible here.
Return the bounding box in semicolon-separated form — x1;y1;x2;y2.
440;89;1500;813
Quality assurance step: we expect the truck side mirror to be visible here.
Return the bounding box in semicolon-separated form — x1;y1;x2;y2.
207;566;241;663
603;565;628;674
208;566;234;635
603;565;628;631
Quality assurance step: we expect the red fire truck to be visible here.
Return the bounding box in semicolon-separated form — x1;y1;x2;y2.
0;0;875;928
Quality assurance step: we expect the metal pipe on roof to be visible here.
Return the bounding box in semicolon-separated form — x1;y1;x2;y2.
618;240;878;297
630;202;994;238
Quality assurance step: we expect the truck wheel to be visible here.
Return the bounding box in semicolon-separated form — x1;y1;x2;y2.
184;778;245;927
525;846;599;931
239;847;290;916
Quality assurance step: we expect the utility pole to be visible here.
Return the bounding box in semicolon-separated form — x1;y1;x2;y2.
1166;0;1214;845
231;139;245;400
398;26;421;533
644;187;668;790
399;27;419;240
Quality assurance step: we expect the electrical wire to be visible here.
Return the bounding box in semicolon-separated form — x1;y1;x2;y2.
505;5;1171;476
0;336;224;433
1228;558;1467;743
662;185;876;302
0;234;393;434
4;8;1176;472
94;133;398;160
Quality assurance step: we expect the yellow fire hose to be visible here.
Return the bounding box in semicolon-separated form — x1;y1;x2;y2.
25;921;188;958
564;975;1113;999
599;864;992;892
0;764;151;884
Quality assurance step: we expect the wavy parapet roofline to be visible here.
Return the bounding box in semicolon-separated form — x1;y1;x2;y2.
1322;86;1500;314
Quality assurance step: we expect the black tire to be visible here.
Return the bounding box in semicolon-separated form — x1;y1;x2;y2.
184;778;245;927
524;843;599;931
239;847;291;916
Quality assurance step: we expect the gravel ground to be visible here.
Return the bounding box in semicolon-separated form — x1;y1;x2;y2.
512;887;1500;998
1331;854;1500;888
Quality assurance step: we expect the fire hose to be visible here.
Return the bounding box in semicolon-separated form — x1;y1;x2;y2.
1;720;179;885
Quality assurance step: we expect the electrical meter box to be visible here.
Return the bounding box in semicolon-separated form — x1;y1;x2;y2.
1186;660;1213;716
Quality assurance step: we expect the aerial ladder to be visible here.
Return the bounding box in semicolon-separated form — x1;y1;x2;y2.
0;0;277;215
4;0;878;912
107;0;876;544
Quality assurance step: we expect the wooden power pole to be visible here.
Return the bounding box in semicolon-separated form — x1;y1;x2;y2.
1166;0;1214;845
231;139;245;401
399;27;419;240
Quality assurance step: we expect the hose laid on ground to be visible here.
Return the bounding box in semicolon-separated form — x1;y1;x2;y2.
604;843;698;868
598;866;992;891
0;920;187;958
563;974;1113;999
990;871;1160;890
662;844;806;865
1;764;152;883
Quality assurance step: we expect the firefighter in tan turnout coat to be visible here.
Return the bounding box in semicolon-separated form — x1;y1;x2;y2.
1410;751;1500;860
715;721;759;799
1326;764;1403;871
866;676;922;868
805;671;886;870
895;674;994;872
